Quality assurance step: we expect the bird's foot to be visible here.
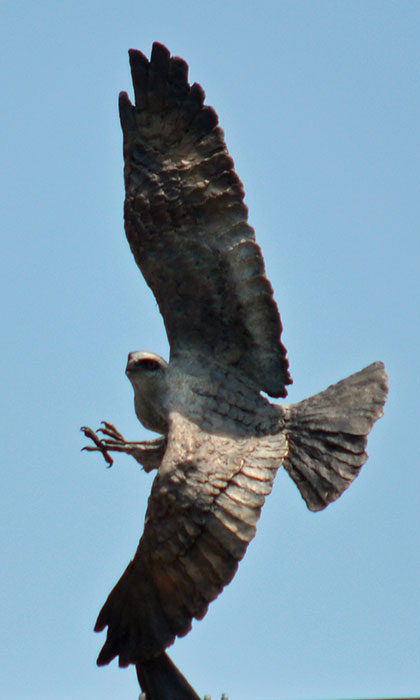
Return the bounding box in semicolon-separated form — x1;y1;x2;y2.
81;422;166;472
81;421;128;468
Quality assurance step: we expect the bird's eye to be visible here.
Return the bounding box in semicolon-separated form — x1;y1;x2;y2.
138;359;160;371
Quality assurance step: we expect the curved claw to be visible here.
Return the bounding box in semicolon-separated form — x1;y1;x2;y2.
97;421;125;442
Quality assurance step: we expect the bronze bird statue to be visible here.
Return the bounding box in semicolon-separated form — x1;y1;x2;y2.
82;42;388;699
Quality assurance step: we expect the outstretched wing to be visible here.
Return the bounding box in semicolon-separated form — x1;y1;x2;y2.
119;42;292;398
95;412;288;666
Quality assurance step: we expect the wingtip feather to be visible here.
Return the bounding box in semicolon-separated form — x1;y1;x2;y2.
118;91;135;132
128;49;149;106
151;41;170;65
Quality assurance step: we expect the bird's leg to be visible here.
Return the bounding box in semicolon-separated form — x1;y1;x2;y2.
81;422;166;472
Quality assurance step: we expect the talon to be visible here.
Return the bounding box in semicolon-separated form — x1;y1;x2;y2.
103;454;114;468
98;421;125;442
81;426;97;441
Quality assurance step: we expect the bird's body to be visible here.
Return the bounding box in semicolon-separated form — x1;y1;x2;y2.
82;42;388;697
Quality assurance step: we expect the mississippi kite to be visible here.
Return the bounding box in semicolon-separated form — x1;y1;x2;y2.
82;42;388;697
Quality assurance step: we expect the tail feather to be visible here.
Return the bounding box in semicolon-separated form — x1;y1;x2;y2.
136;652;201;700
283;362;388;511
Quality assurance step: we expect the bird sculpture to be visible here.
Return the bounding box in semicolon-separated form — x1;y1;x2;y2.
82;42;388;699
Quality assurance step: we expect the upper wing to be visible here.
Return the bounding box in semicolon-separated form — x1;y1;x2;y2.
95;412;287;666
119;42;292;398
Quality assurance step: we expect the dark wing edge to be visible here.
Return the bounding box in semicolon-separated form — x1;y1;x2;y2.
94;426;288;667
119;42;291;398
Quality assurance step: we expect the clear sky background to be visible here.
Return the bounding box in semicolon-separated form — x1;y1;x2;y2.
1;2;419;699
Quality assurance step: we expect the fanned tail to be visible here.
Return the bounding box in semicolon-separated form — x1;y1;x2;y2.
136;652;201;700
283;362;388;511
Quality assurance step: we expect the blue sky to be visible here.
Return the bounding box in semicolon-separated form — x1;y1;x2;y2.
1;2;419;699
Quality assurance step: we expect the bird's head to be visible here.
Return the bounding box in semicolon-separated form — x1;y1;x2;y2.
125;351;169;434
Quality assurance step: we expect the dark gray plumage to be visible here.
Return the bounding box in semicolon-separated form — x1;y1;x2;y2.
82;42;388;692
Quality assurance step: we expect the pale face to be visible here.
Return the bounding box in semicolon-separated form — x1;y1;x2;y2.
125;351;169;434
